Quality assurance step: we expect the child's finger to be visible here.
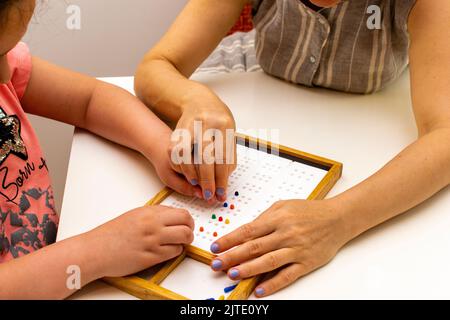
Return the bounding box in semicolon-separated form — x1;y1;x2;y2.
167;140;184;174
158;245;185;261
253;263;307;298
159;226;194;245
180;161;199;188
176;127;199;186
226;249;294;280
160;208;195;229
166;170;200;198
210;219;274;254
210;235;279;271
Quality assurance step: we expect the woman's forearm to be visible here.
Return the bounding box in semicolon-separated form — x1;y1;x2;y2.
134;0;248;123
135;59;213;124
0;234;101;299
335;127;450;240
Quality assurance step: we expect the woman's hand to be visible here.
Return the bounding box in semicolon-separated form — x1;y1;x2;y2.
209;199;352;297
85;205;195;278
169;86;237;203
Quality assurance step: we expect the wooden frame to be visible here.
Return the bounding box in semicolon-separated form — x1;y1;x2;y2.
104;134;343;300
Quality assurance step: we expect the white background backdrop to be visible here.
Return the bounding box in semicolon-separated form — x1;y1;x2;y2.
23;0;188;212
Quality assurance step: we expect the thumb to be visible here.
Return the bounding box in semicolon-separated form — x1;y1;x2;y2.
165;170;202;198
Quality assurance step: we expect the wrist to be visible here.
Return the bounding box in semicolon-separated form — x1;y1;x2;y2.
141;127;172;165
73;232;106;283
179;81;215;109
325;196;362;244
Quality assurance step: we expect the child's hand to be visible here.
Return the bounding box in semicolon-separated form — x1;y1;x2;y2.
209;199;352;297
148;132;204;199
170;87;237;203
86;205;194;278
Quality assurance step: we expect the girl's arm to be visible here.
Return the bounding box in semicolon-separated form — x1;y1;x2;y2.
210;0;450;296
21;57;199;197
0;206;195;299
134;0;249;203
0;233;100;299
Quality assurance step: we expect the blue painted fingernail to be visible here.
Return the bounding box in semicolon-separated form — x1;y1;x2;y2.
255;287;265;297
204;190;213;200
190;179;198;186
210;243;220;253
216;188;225;196
212;259;223;271
229;268;240;279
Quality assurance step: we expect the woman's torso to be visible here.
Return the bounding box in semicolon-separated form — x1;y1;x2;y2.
252;0;417;93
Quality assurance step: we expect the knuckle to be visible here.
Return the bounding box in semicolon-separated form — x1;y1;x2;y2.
183;228;194;243
267;253;279;270
179;209;193;222
248;241;263;256
174;245;184;256
183;165;196;176
282;269;298;284
273;200;286;209
240;223;254;239
198;177;212;184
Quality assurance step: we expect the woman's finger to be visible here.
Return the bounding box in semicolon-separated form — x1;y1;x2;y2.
159;226;194;245
226;249;294;280
214;163;229;202
254;263;308;298
214;130;235;201
210;234;281;271
198;138;216;201
210;217;274;254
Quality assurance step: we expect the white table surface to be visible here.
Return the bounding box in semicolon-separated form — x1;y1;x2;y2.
58;71;450;300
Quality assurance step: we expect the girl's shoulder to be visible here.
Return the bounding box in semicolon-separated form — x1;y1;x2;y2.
6;42;32;101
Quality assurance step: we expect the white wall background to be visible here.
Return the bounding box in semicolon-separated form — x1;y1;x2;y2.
23;0;188;212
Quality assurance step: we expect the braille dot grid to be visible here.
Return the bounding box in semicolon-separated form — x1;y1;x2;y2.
160;144;328;251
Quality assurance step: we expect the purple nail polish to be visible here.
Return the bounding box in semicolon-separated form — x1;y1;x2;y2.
255;287;265;297
229;268;240;279
212;259;223;271
204;190;213;200
190;179;198;186
216;188;225;196
210;243;220;253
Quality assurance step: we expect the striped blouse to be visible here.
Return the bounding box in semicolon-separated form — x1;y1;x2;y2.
198;0;417;94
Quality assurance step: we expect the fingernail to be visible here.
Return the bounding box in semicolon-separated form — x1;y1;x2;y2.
211;259;223;271
210;243;220;253
190;179;198;186
216;188;225;196
204;190;213;200
229;268;240;279
255;287;265;297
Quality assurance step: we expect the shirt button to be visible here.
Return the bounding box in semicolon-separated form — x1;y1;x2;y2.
318;18;326;25
310;56;317;64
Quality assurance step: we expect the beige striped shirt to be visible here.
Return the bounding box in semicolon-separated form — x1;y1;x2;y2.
252;0;417;93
